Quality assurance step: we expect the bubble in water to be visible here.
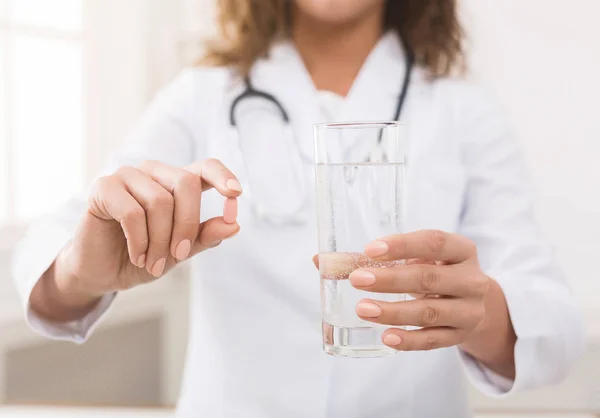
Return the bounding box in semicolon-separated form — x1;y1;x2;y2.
343;165;358;186
319;252;406;280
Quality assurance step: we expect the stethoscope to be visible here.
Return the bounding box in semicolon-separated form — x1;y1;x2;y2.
228;40;415;225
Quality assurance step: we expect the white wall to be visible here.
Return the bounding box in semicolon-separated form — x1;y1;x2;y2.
84;0;179;181
170;0;600;324
462;0;600;321
0;0;599;411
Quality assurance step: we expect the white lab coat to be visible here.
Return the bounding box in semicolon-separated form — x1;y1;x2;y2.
12;31;585;417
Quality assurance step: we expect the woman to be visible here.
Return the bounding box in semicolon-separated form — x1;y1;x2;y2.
12;1;584;417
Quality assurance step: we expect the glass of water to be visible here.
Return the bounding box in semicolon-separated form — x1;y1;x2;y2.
314;121;406;358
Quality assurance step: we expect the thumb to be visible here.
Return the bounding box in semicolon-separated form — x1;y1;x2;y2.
190;217;240;257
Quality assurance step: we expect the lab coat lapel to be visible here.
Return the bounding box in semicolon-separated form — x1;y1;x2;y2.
344;30;408;120
249;31;409;165
339;31;409;161
250;40;324;166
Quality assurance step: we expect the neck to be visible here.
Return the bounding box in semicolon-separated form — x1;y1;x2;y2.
291;7;385;97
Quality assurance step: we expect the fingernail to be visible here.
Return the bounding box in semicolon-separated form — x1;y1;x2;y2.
226;179;243;192
227;228;240;239
349;270;376;287
137;254;146;268
175;240;191;261
383;333;402;346
209;240;222;248
151;258;166;278
356;301;382;318
365;240;389;257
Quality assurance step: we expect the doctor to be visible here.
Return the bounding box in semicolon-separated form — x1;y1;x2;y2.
12;0;584;417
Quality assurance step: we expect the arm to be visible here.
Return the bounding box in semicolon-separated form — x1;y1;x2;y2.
344;83;585;395
12;69;209;341
460;278;516;379
30;249;103;323
455;84;585;393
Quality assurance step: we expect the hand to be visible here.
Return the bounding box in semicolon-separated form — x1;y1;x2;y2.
56;158;242;297
350;230;490;351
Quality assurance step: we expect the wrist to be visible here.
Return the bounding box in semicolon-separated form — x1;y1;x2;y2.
52;246;102;303
30;248;104;323
460;278;516;379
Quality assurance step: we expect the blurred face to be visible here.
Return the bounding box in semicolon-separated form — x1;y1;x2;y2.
293;0;385;26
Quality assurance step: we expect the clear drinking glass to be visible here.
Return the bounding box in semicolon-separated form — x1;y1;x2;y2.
314;121;406;358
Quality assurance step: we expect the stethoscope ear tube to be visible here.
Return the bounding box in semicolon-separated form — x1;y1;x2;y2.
228;37;415;225
230;77;290;127
376;39;414;146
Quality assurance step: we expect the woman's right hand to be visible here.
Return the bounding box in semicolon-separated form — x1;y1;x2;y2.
43;159;242;308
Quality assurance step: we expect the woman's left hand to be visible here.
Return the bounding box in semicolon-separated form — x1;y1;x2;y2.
351;230;491;351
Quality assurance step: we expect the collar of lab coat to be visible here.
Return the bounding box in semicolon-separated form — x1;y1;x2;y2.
248;30;414;164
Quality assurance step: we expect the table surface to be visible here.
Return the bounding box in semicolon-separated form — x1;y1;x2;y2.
0;406;598;418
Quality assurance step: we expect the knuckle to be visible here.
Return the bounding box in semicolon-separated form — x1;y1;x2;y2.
149;191;174;212
93;175;118;192
176;170;201;191
425;230;447;254
177;218;201;231
137;160;159;171
149;237;172;248
420;304;440;326
116;165;138;178
424;335;440;351
147;232;172;249
418;267;439;293
204;158;222;168
121;207;145;224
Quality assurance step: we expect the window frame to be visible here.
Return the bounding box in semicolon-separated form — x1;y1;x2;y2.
0;2;84;229
0;0;159;245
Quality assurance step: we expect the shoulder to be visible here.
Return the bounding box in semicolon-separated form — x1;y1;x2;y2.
436;76;507;124
416;73;513;140
158;65;236;103
414;72;500;116
147;65;239;128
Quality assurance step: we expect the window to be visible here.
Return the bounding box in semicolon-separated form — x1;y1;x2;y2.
0;0;84;225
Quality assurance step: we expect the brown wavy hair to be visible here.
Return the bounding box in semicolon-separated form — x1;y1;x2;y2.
201;0;466;79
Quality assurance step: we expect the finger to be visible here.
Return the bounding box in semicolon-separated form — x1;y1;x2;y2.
185;158;243;197
190;217;240;256
365;230;476;264
349;264;486;297
137;161;202;261
406;258;435;265
355;298;480;329
116;166;174;278
90;176;149;268
404;260;445;299
381;327;464;351
318;252;369;280
317;252;404;280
